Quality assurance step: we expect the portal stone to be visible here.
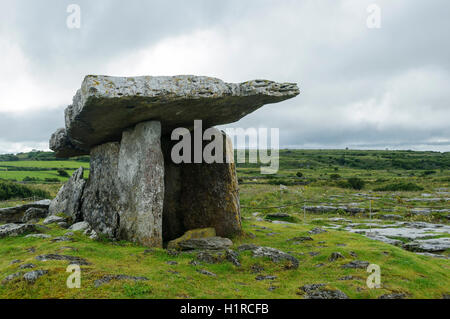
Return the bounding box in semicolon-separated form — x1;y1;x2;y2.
49;167;86;222
81;142;121;238
117;121;165;247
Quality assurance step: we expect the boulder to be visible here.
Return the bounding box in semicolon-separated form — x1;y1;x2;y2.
23;270;48;284
177;129;242;238
22;207;48;223
117;121;164;247
251;246;299;269
50;75;299;157
0;200;50;224
48;167;86;222
403;238;450;252
43;215;67;225
178;237;233;251
68;221;91;232
167;228;216;250
0;224;36;238
300;284;349;299
82;121;164;247
81;142;122;238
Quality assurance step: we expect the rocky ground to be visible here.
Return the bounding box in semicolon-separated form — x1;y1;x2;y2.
0;199;449;299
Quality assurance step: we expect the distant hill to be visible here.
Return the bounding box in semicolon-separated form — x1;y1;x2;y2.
0;151;89;162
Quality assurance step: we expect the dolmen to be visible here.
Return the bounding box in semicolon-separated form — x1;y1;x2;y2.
49;75;299;247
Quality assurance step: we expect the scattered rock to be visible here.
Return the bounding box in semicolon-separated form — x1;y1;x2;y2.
339;275;359;281
48;167;86;222
196;269;217;277
178;237;233;251
19;263;35;270
403;238;450;253
35;254;90;265
255;275;277;281
23;270;48;284
94;274;149;288
0;223;36;238
237;244;259;251
43;215;66;225
329;252;345;262
0;200;50;224
300;284;349;299
378;293;407;299
167;228;216;250
341;260;369;269
251;264;265;274
166;261;178;265
25;234;51;239
251;247;299;269
195;251;223;264
51;236;74;243
309;252;320;257
225;250;241;267
2;271;23;284
9;259;22;265
22;207;48;223
57;222;70;229
69;221;91;232
288;236;313;243
308;227;328;235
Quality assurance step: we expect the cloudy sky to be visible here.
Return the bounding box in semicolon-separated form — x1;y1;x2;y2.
0;0;449;154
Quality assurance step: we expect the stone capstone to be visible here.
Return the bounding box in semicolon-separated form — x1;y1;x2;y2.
50;75;299;157
49;167;86;222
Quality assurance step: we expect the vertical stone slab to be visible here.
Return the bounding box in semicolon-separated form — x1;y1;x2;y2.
179;129;242;238
162;138;185;241
49;167;86;223
81;143;121;237
118;121;164;247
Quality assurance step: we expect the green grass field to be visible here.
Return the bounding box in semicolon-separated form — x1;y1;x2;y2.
0;149;448;299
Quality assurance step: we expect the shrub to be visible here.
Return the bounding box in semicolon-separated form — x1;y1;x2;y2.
296;171;303;178
57;169;70;177
346;177;365;190
374;182;424;192
0;181;51;200
329;173;341;180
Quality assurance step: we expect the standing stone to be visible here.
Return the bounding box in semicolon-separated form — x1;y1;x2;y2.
49;167;86;222
118;121;164;247
179;129;241;238
81;142;121;238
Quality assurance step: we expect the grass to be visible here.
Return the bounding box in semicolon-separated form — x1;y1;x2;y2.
0;150;448;299
0;217;448;299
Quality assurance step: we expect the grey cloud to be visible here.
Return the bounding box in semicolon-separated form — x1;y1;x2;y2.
1;0;450;153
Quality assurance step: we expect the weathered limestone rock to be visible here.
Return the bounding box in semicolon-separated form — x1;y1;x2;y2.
22;208;48;223
0;224;36;238
178;237;233;251
50;75;299;157
167;228;216;250
117;121;164;247
81;121;164;247
163;129;241;239
48;74;300;247
81;142;121;238
0;200;50;224
49;167;86;222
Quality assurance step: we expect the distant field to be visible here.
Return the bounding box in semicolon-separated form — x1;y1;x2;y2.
0;160;89;183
